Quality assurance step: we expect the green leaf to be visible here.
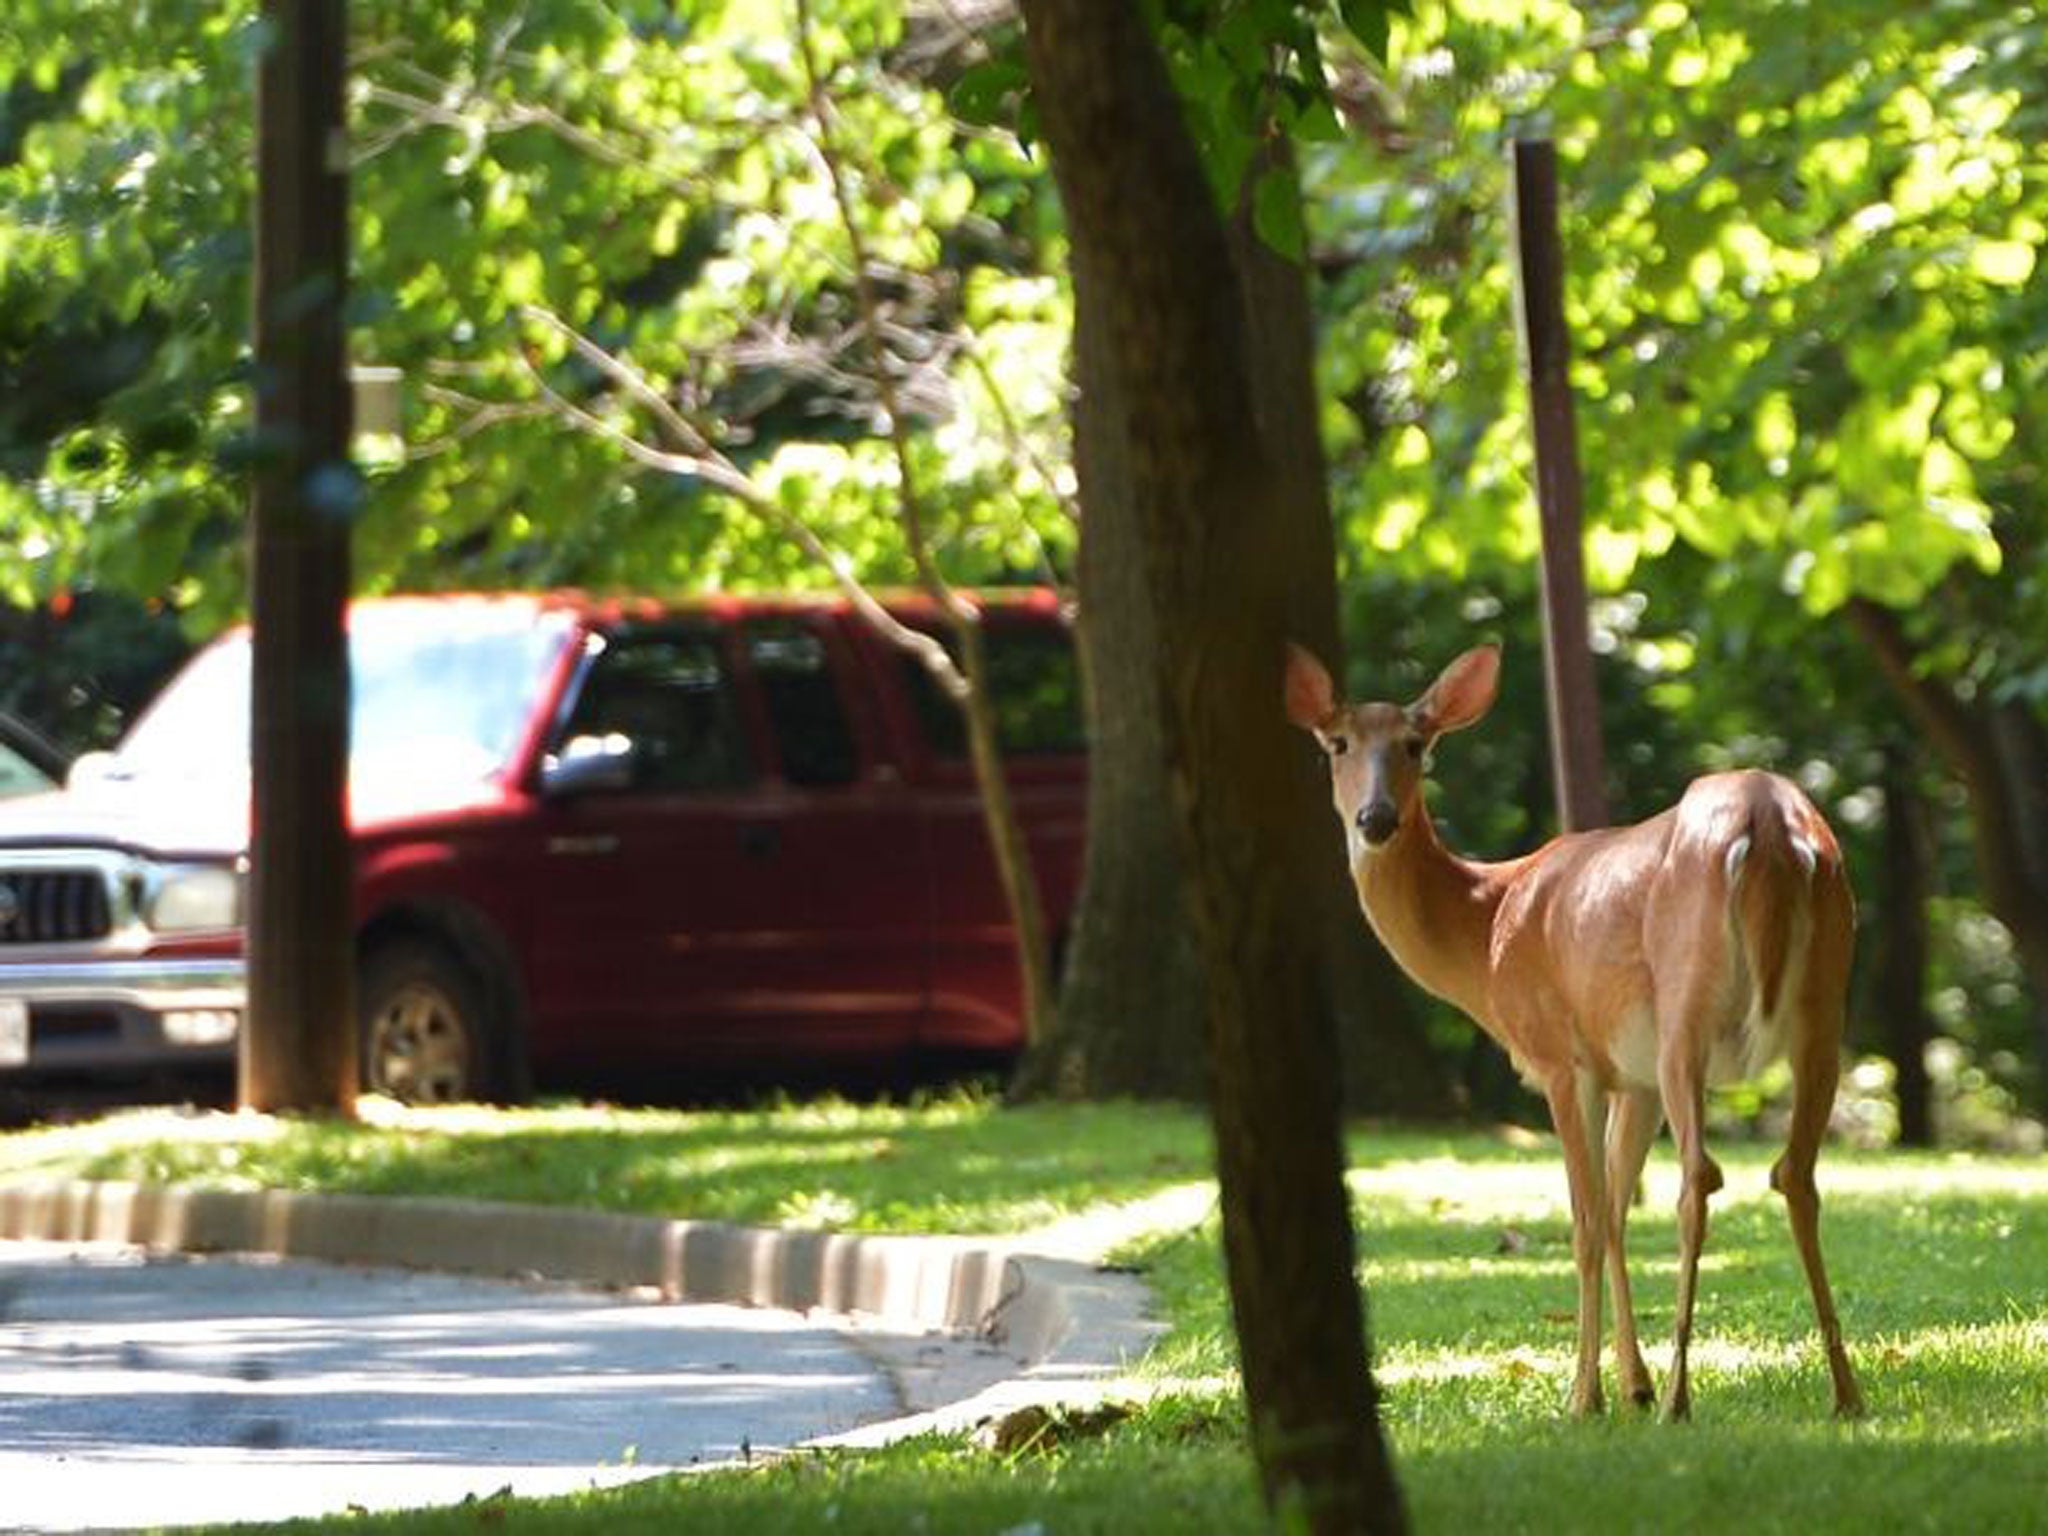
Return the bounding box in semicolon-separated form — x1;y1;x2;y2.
1336;0;1408;62
1251;164;1306;261
948;59;1029;129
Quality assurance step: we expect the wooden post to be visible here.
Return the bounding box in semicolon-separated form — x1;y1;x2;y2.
1509;138;1609;833
243;0;358;1113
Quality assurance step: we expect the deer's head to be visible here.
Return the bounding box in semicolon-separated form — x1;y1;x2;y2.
1284;642;1501;858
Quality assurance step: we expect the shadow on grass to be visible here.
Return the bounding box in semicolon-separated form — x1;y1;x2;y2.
1132;1153;2048;1403
46;1098;1218;1235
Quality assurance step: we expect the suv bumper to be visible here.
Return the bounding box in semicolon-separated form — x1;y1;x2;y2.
0;958;245;1077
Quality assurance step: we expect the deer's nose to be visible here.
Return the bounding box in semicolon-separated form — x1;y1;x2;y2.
1357;799;1400;847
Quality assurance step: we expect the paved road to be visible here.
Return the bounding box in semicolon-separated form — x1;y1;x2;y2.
0;1239;902;1532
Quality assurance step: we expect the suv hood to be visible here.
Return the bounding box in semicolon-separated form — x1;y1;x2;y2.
0;777;247;860
0;764;515;862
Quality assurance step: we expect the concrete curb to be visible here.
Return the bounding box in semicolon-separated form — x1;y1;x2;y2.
0;1179;1163;1432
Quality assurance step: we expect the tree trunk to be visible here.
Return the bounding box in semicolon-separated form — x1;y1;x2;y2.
1019;119;1453;1121
1849;598;2048;1112
1013;273;1207;1099
1877;744;1935;1147
243;0;358;1115
1020;4;1406;1529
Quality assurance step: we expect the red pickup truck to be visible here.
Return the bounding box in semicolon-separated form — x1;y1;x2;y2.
0;590;1085;1104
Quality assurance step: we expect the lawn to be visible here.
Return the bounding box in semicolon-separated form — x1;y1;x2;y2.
3;1096;2045;1533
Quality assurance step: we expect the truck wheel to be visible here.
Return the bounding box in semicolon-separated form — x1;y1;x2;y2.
358;940;494;1105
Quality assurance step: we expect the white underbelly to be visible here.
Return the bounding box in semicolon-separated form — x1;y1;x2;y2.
1609;1004;1660;1089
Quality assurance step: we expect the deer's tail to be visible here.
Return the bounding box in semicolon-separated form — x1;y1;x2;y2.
1724;792;1820;1020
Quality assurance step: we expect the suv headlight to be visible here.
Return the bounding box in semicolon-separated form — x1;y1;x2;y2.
146;865;243;933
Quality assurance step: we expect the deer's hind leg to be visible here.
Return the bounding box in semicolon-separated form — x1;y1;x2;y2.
1605;1085;1663;1408
1770;886;1865;1418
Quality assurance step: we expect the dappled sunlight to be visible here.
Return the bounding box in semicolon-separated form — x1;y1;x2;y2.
0;1106;295;1174
1810;1155;2048;1199
1375;1320;2035;1394
1365;1247;1734;1288
0;1095;1218;1238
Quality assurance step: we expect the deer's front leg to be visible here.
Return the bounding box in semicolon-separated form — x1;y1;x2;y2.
1543;1067;1610;1418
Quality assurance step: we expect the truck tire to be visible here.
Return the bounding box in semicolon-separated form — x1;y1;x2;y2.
358;939;498;1105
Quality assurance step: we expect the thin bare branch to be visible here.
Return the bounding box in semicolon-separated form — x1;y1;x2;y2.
513;308;962;687
407;384;553;462
792;0;967;621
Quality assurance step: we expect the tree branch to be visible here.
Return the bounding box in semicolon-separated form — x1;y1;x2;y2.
513;305;961;688
1844;597;1994;780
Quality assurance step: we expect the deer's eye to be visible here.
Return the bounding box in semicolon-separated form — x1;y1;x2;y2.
1404;736;1426;761
1327;735;1349;757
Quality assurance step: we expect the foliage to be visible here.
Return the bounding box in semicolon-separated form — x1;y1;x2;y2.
0;590;189;750
1316;0;2043;620
0;1;1072;624
7;1101;2045;1532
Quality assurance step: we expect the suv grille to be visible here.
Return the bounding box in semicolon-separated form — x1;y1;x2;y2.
0;869;114;944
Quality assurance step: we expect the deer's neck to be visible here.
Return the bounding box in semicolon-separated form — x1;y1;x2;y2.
1353;812;1511;1029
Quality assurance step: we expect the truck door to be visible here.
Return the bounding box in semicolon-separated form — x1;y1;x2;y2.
727;614;926;1055
527;622;769;1064
527;616;925;1071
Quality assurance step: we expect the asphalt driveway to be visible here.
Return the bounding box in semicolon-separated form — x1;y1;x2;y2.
0;1239;900;1531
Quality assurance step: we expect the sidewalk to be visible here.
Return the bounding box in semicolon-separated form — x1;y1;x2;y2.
1;1238;897;1531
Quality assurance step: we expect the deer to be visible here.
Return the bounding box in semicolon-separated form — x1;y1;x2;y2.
1284;640;1864;1423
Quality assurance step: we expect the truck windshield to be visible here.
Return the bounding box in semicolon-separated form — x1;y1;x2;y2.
112;601;575;785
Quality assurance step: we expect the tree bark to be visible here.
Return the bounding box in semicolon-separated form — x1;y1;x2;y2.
1020;4;1406;1529
1019;111;1453;1122
1013;259;1207;1099
1877;744;1935;1147
1849;598;2048;1111
243;0;358;1115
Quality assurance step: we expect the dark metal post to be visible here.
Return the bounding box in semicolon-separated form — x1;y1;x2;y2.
1509;138;1609;833
244;0;358;1112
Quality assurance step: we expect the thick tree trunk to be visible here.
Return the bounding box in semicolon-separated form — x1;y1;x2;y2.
1013;276;1207;1099
1020;4;1406;1529
1877;745;1935;1147
1020;134;1453;1119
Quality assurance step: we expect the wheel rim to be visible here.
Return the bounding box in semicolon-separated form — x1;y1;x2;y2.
366;980;472;1103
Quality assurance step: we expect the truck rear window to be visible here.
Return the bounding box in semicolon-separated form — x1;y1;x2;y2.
900;623;1084;759
743;620;860;788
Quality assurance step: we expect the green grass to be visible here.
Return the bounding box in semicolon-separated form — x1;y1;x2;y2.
0;1093;1212;1234
5;1098;2046;1532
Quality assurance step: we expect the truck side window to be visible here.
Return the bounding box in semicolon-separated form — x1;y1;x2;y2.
898;623;1085;759
743;620;860;788
564;631;752;792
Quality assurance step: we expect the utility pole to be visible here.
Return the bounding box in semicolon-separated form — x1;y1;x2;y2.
244;0;358;1113
1509;137;1609;833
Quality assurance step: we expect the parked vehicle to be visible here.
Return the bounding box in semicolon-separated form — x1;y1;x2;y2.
0;591;1086;1103
0;712;65;798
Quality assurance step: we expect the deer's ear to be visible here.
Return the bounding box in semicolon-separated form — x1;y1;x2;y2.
1415;645;1500;736
1283;642;1338;731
